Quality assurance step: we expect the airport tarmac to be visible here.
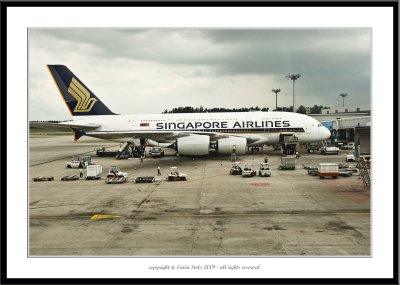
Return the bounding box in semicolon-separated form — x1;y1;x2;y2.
29;135;370;256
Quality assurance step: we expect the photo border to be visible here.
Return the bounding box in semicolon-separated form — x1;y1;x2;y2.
1;1;398;284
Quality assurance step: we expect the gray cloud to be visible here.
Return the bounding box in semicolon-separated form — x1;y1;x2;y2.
28;28;371;120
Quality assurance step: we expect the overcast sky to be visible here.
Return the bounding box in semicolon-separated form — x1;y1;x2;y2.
28;28;371;120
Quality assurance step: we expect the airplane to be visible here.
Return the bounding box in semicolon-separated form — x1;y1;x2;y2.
32;65;331;156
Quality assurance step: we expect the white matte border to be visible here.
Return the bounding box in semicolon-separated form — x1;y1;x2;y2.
7;6;394;279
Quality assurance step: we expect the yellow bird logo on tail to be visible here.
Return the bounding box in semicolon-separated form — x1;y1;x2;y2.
68;77;97;112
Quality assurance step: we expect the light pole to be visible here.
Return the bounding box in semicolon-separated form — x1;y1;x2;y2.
286;73;301;112
272;88;281;111
339;93;348;108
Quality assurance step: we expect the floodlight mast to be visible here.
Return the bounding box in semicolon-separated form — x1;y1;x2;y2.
286;73;301;113
272;88;281;111
339;93;348;107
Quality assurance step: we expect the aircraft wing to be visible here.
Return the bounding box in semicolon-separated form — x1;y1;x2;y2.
84;130;260;144
31;122;261;144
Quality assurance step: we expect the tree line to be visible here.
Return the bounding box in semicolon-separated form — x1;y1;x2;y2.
163;105;329;114
162;106;269;113
30;120;63;123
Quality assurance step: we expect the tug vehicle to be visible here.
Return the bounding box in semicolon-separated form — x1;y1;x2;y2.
105;166;128;183
242;164;257;177
167;167;187;181
230;162;242;175
259;163;271;177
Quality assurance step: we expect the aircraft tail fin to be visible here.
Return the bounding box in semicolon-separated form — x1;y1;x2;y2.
47;65;116;116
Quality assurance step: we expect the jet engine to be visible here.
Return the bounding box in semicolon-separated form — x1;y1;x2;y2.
176;135;210;156
217;137;247;155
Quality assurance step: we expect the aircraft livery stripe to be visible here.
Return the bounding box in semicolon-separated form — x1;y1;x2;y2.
89;128;305;134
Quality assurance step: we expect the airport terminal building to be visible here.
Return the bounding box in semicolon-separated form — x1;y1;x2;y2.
309;106;371;157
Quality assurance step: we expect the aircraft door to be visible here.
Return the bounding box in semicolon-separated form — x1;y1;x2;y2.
130;119;139;130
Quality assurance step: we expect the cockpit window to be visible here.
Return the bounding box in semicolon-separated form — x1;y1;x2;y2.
318;124;322;127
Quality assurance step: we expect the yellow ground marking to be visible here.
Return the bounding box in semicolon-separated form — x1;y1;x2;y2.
90;214;123;220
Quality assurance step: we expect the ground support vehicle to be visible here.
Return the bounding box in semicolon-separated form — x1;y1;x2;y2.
105;177;127;183
338;170;352;177
242;164;257;177
346;153;356;162
318;163;339;179
249;145;262;152
259;163;271;177
32;176;54;182
66;156;92;168
346;166;358;173
306;143;320;154
320;146;339;155
308;170;319;176
281;143;297;156
230;162;242;175
105;166;128;183
86;165;102;180
279;156;296;170
303;164;318;170
135;176;156;183
168;167;188;181
95;147;119;157
149;147;165;158
61;175;79;181
273;145;282;151
339;164;353;169
341;143;355;150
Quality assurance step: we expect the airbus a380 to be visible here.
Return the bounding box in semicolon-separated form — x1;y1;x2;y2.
34;65;331;156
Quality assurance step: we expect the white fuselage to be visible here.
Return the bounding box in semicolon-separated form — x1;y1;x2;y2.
69;111;331;145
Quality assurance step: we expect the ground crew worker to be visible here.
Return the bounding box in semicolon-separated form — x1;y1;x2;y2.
140;155;144;163
79;169;83;178
157;165;161;176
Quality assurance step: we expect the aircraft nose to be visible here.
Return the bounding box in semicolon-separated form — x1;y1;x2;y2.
322;126;331;139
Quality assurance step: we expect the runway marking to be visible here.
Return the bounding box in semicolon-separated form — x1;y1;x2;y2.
90;214;123;220
29;210;370;220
